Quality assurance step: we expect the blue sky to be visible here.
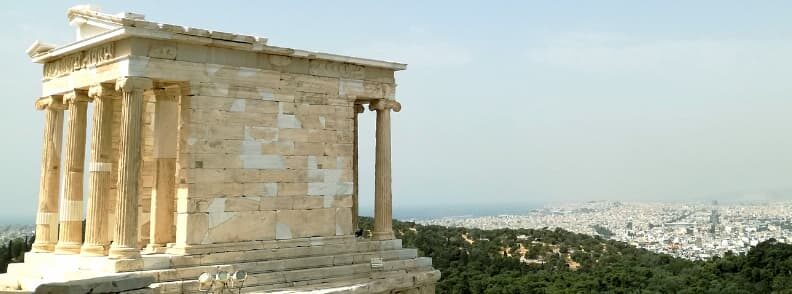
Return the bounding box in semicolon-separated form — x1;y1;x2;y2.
2;1;792;222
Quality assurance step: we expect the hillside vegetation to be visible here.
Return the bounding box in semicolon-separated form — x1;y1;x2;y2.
358;217;792;293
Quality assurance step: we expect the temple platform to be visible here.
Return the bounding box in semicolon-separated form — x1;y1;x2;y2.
0;238;439;293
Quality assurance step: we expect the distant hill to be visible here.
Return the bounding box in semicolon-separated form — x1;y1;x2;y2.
358;217;792;293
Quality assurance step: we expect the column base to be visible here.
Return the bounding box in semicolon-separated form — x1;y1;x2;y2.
142;243;167;255
54;242;82;254
108;246;141;260
80;244;108;256
30;242;55;253
372;231;395;241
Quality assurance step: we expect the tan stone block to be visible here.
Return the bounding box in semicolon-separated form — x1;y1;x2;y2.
296;104;336;116
333;195;353;208
184;139;243;154
326;97;354;107
324;143;353;156
206;47;257;68
364;67;396;83
297;114;325;130
323;117;354;131
176;213;208;245
259;196;278;210
294;142;325;155
227;85;268;100
292;196;323;209
245;126;278;141
190;108;278;127
229;169;304;183
308;130;337;143
189;95;236;109
175;43;208;63
307;169;324;182
275;210;301;239
242;182;278;197
275;196;295;210
295;91;329;105
261;141;295;155
277;183;307;196
205;211;275;243
308;59;365;80
338;78;365;98
186;168;230;184
341;169;353;182
268;55;310;74
308;208;337;237
334;105;356;119
317;156;338;169
140;58;281;88
225;196;261;212
336;129;354;144
245;100;279;114
279;128;309;142
278;102;297;115
195;123;246;140
191;154;242;169
187;182;245;198
283;156;308;170
294;75;339;95
176;197;211;213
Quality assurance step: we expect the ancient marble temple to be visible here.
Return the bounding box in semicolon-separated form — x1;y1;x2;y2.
0;6;438;293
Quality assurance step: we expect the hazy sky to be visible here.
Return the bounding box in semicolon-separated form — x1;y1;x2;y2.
2;1;792;222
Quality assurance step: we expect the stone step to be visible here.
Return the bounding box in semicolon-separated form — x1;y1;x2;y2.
151;257;435;293
258;269;440;294
140;248;418;283
11;239;405;277
157;239;404;271
2;265;112;292
0;248;415;292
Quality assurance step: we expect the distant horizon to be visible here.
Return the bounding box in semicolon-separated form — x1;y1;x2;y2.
3;195;790;225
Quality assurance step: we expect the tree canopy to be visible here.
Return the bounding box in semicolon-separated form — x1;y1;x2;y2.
359;217;792;293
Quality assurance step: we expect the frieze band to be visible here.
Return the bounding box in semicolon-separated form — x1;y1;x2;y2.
43;43;115;79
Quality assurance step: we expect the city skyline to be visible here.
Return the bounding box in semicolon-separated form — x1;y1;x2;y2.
3;1;792;223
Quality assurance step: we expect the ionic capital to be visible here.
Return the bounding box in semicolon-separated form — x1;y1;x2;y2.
116;77;153;93
369;99;401;112
88;83;118;100
354;104;365;114
34;95;66;111
63;89;90;104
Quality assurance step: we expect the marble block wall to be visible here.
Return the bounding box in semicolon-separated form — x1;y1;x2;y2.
138;43;399;246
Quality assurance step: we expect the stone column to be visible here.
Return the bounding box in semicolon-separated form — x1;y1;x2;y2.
145;87;178;252
55;90;89;254
109;77;152;259
352;104;365;232
81;84;117;256
369;99;401;241
31;96;66;253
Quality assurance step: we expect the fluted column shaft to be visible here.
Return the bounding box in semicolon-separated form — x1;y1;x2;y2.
32;96;65;253
109;77;152;259
370;99;401;241
81;84;117;256
146;87;179;252
55;90;89;254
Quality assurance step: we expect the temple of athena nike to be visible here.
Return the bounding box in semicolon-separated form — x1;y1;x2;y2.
0;5;438;293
